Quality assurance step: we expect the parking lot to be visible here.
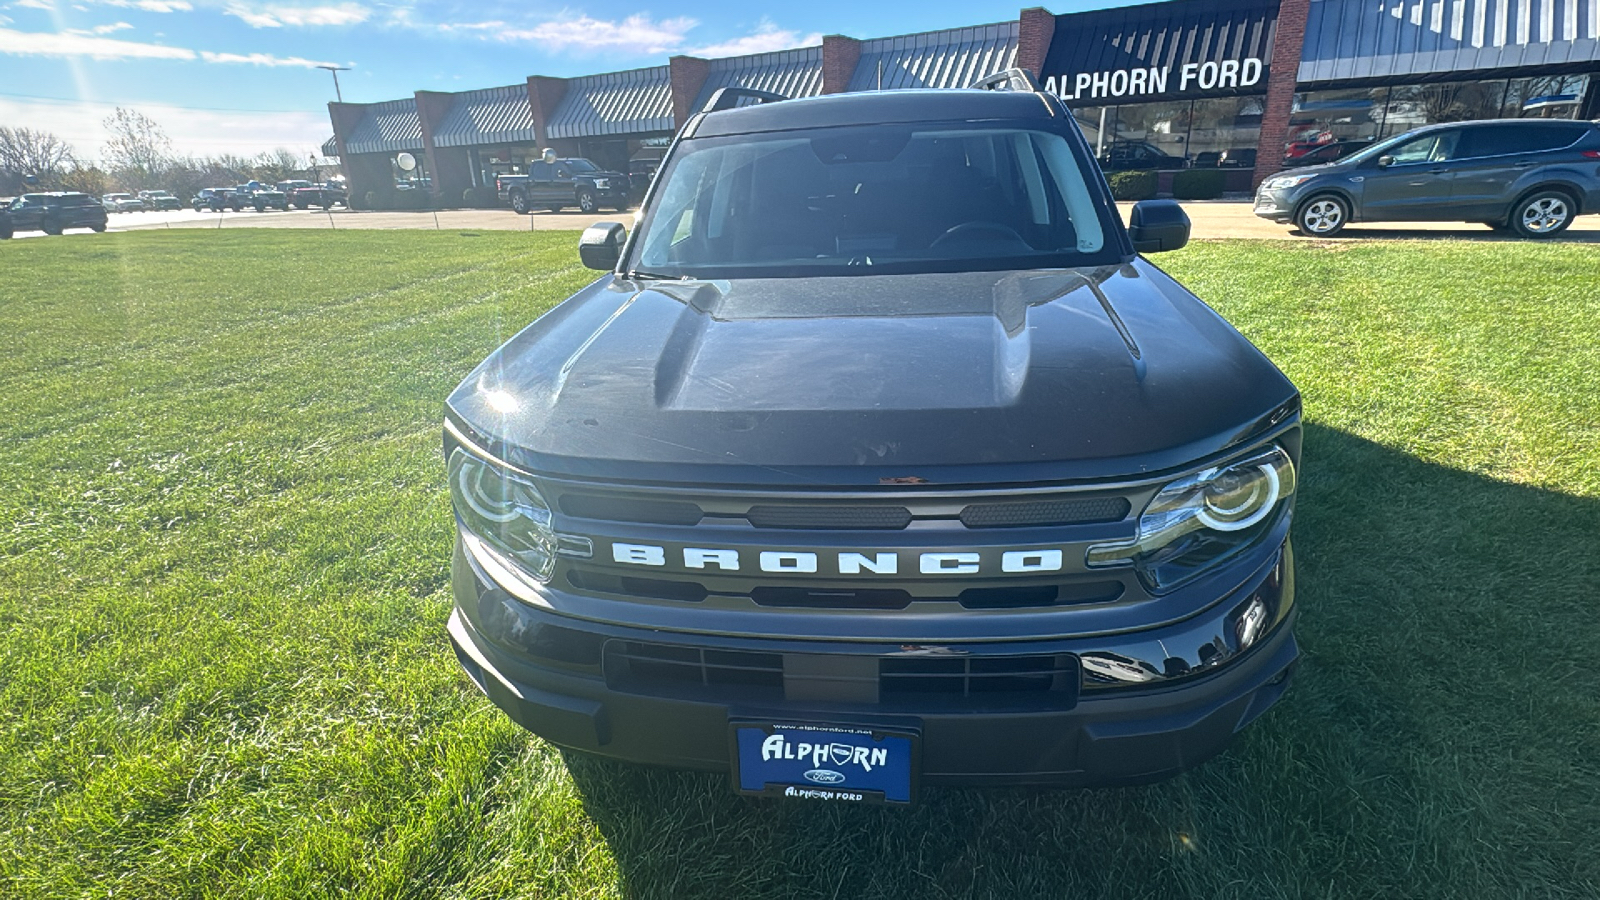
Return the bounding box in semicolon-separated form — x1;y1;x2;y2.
85;201;1600;242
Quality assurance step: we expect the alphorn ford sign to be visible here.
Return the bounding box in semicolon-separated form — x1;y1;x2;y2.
1043;0;1280;105
1046;57;1266;102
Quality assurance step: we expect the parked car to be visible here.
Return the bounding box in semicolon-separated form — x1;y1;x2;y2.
444;74;1302;801
1281;140;1372;168
1255;119;1600;238
234;182;288;212
1217;147;1256;168
137;190;183;211
1192;151;1222;168
192;188;241;212
275;180;314;195
497;157;631;213
1098;140;1187;171
101;193;144;213
2;192;109;237
287;183;348;210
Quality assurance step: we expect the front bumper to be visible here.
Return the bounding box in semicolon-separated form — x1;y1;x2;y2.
1252;186;1295;222
447;535;1299;787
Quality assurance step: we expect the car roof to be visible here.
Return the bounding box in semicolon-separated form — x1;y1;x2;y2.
690;88;1058;138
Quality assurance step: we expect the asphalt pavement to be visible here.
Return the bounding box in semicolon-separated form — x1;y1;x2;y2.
29;201;1600;243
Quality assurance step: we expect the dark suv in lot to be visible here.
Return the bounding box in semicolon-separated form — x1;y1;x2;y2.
1;192;109;238
1255;119;1600;237
497;157;631;214
445;74;1301;803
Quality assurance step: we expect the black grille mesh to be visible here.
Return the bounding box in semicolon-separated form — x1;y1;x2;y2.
559;494;703;525
960;497;1130;528
745;505;914;530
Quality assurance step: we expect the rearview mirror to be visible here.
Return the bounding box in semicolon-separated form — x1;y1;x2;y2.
1127;199;1190;254
578;222;627;271
1377;155;1395;168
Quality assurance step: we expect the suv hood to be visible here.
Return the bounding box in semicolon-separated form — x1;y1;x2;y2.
448;262;1297;486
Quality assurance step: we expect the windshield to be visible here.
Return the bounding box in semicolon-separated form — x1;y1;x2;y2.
1339;131;1420;166
628;121;1115;278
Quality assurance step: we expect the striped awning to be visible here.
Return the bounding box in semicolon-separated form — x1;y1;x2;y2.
848;22;1018;91
1300;0;1600;83
342;98;423;155
320;135;338;157
432;84;538;148
546;66;674;139
694;46;824;110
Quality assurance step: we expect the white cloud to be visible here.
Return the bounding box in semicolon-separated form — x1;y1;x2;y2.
0;95;329;158
497;13;697;55
99;0;193;11
689;21;823;57
224;2;368;28
14;0;54;9
63;20;134;34
0;25;192;58
0;14;12;25
199;49;337;66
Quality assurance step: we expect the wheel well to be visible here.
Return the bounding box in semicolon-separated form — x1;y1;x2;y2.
1293;190;1354;223
1509;182;1580;215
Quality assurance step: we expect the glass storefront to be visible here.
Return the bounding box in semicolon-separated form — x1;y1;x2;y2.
1070;95;1264;170
1289;74;1591;164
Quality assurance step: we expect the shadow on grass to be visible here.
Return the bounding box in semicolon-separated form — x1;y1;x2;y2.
561;424;1600;899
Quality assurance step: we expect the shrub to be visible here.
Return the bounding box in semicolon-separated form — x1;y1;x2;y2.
462;187;480;208
1172;169;1227;201
361;190;387;211
1106;169;1157;201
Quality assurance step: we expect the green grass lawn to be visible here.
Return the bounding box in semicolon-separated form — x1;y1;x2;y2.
2;230;1597;899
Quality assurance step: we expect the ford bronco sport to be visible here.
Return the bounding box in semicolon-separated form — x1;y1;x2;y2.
444;72;1302;803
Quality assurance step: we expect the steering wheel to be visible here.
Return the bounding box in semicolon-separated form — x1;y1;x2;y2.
929;221;1026;249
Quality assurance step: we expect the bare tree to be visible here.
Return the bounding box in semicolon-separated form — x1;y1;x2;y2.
102;107;173;190
0;127;77;193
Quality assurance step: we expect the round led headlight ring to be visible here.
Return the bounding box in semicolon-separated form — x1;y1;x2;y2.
1196;463;1280;532
451;452;522;524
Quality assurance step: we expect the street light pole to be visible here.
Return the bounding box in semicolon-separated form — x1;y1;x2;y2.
316;64;350;102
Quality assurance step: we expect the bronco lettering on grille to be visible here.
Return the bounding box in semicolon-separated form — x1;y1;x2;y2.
609;542;1068;576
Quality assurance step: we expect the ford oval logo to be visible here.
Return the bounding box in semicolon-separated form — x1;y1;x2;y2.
804;768;846;785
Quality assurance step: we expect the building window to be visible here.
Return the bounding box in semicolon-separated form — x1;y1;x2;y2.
1069;96;1267;170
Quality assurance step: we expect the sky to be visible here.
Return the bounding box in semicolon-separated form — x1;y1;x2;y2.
0;0;1140;164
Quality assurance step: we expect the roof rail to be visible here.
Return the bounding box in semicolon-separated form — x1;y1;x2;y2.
968;69;1044;93
701;87;788;114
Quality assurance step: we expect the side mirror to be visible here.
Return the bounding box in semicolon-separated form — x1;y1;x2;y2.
578;222;626;271
1127;199;1190;254
1377;155;1395;168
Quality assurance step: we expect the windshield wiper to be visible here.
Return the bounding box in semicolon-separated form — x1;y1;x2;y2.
624;269;685;281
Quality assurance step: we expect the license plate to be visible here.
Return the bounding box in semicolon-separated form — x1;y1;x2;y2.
731;722;917;804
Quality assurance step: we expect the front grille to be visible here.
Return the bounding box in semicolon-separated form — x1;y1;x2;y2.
750;586;913;609
605;642;784;695
559;493;703;525
745;505;913;530
880;654;1076;696
565;569;708;603
957;581;1124;609
603;640;1079;705
960;497;1130;528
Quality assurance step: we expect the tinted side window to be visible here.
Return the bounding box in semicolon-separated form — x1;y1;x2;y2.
1387;131;1458;164
1458;124;1587;158
529;162;552;182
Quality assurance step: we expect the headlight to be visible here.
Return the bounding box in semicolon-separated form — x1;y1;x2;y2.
1087;445;1295;592
592;179;610;190
448;448;557;582
1263;174;1316;191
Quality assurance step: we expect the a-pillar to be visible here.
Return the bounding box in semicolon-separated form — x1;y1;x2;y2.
821;35;862;94
1016;8;1056;78
669;55;711;127
1251;0;1312;188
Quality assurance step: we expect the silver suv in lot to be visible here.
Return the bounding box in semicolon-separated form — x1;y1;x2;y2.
1255;119;1600;238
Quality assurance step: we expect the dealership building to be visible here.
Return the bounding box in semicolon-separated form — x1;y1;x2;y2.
327;0;1600;203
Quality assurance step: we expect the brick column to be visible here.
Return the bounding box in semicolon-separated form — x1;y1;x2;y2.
414;90;463;203
526;75;569;149
1016;8;1056;78
327;101;364;165
1251;0;1311;188
821;35;862;94
669;55;711;127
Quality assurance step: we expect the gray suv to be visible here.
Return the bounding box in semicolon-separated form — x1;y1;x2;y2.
1255;119;1600;238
